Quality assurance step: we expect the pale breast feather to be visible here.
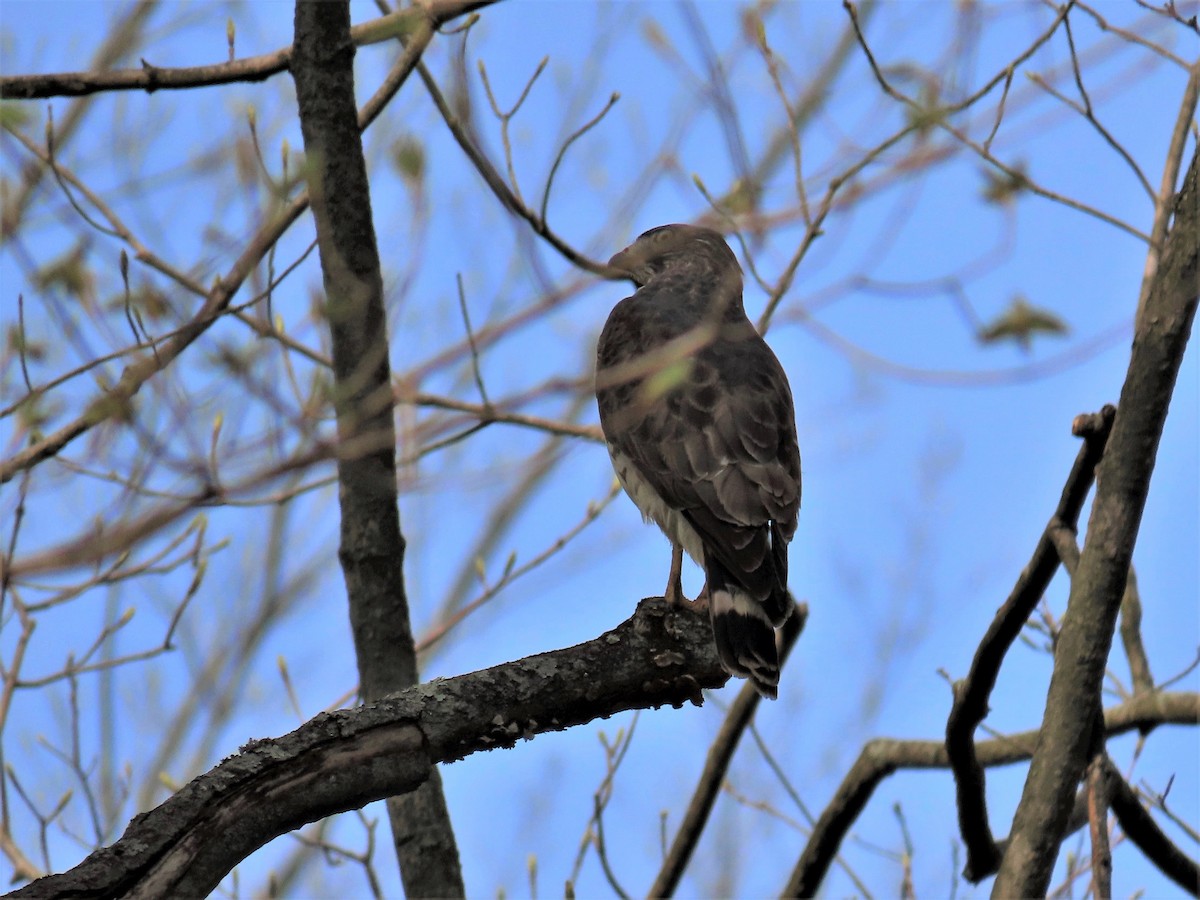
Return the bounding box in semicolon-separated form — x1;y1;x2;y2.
606;446;706;564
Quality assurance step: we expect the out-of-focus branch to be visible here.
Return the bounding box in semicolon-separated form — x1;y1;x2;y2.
0;0;487;488
1118;568;1154;698
0;0;154;238
410;391;601;443
993;147;1199;898
844;0;1151;245
11;599;728;899
0;0;494;101
290;3;464;896
780;691;1199;898
649;601;807;898
945;405;1114;882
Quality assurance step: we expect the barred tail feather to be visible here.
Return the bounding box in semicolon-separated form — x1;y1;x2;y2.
709;586;780;699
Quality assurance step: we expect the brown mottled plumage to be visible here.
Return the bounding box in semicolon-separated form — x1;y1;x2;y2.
596;224;801;698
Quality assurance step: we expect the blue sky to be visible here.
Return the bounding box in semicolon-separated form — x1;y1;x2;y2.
1;1;1197;897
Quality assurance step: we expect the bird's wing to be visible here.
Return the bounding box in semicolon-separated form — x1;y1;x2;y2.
599;321;801;601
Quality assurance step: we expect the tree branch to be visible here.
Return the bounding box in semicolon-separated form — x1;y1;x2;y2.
0;0;493;100
781;691;1199;898
1104;757;1200;895
290;3;463;895
414;60;617;278
649;602;807;898
945;405;1115;882
0;1;486;488
11;599;726;899
993;147;1199;898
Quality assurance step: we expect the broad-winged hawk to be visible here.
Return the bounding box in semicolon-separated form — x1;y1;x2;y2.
596;224;801;698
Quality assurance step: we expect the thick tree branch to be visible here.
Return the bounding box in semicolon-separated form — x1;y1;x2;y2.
11;600;726;899
290;3;464;895
945;405;1114;881
781;691;1199;898
993;148;1200;897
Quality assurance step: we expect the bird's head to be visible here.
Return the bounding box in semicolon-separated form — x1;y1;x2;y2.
607;224;741;289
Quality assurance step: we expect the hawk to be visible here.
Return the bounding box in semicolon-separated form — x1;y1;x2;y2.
596;224;801;698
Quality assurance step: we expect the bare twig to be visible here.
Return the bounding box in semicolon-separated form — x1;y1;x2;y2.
540;91;620;224
416;484;620;654
588;720;637;900
845;1;1152;244
477;54;548;205
1137;61;1199;319
455;273;490;408
1118;567;1155;698
1072;1;1193;67
415;60;617;278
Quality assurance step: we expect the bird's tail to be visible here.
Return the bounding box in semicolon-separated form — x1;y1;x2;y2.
706;559;789;699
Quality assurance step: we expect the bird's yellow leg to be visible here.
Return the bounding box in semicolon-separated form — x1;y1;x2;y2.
692;579;710;613
664;542;686;606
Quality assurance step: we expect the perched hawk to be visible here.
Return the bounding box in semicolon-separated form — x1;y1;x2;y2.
596;224;801;698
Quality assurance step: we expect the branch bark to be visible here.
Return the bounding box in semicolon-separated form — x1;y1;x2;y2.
992;147;1200;897
290;4;460;895
11;599;725;898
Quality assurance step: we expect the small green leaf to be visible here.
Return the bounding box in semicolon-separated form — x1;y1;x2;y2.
33;243;91;298
982;163;1030;205
0;101;31;131
905;79;944;138
639;358;693;404
391;135;425;184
